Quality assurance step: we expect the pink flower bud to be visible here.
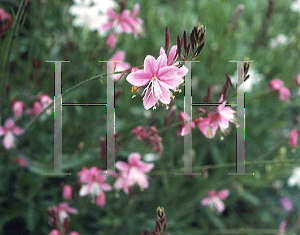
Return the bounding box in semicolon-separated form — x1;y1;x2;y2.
289;129;298;148
12;101;24;117
63;184;73;200
268;78;284;91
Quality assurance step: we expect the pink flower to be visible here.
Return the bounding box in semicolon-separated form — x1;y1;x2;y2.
27;101;42;118
100;4;143;38
280;197;294;212
128;3;143;38
177;112;195;136
289;129;298;148
215;95;236;132
278;87;291;101
295;72;300;85
12;101;24;117
201;189;229;214
38;94;53;114
126;53;188;110
276;220;287;235
13;156;28;168
116;153;154;189
0;8;10;21
62;184;73;200
131;125;148;141
108;50;131;80
77;166;112;207
195;116;218;139
101;8;133;35
268;79;290;102
51;202;77;224
112;173;129;194
106;33;117;49
268;78;284;91
0;118;24;149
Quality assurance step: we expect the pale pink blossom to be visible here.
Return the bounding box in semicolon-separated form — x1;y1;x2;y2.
12;101;24;117
268;78;284;91
177;112;195;136
13;156;28;168
0;118;24;149
201;189;229;214
128;3;143;38
289;129;298;148
280;197;294;212
195;116;218;139
100;3;143;38
38;94;53;114
276;220;287;235
77;166;112;207
295;72;300;85
278;87;291;101
27;101;42;118
116;153;154;189
126;53;188;110
108;50;131;80
113;173;129;194
51;202;77;224
62;184;73;200
215;95;236;132
0;8;10;21
106;33;117;49
268;79;290;102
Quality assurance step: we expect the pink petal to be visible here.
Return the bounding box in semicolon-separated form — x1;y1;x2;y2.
65;207;78;214
157;84;171;104
128;152;141;164
96;192;106;207
137;173;149;188
143;88;157;110
218;189;229;200
12;126;24;135
5;118;15;129
167;45;178;65
157;66;178;82
132;3;140;17
100;182;112;191
115;161;130;172
106;9;116;19
289;129;298;148
137;161;154;173
156;53;168;72
144;55;157;76
110;50;125;61
0;126;5;136
177;65;189;77
160;47;165;56
3;132;14;149
63;184;72;200
126;70;151;87
79;184;90;197
214;198;225;213
120;21;132;34
101;21;113;32
201;197;211;206
50;229;61;235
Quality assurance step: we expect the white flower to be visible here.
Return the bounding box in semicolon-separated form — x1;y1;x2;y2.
291;0;300;12
287;166;300;187
68;0;117;31
230;68;263;93
269;34;289;49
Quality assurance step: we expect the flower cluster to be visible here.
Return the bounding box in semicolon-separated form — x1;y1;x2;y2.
115;152;154;193
268;78;291;102
77;166;112;207
68;0;143;49
131;125;163;153
194;95;236;139
0;118;24;149
201;189;230;215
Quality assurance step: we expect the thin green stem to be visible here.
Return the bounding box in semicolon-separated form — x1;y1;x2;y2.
1;0;26;123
